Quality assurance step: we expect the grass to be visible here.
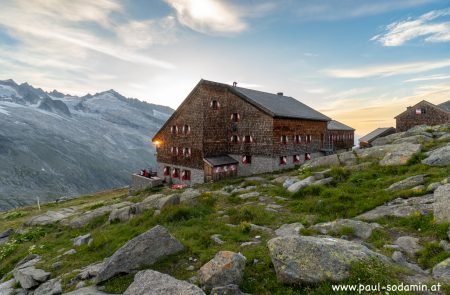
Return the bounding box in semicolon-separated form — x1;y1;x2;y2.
416;242;450;269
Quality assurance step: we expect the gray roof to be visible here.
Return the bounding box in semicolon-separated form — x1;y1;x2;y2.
327;120;355;131
229;86;331;121
204;155;238;167
359;127;396;143
438;100;450;112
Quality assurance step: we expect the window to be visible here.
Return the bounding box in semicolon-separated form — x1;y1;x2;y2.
181;170;191;181
306;135;312;143
304;153;311;161
172;168;180;178
231;113;240;122
171;146;178;156
183;147;191;158
242;155;252;164
163;166;170;176
230;164;237;171
280;135;288;144
293;155;300;163
214;166;223;173
230;135;240;143
243;135;254;144
294;135;301;144
182;124;191;135
170;125;178;135
210;100;220;110
279;156;287;165
416;108;426;115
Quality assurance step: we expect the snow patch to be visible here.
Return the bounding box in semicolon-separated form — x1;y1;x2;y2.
0;106;10;116
0;85;19;98
153;109;171;120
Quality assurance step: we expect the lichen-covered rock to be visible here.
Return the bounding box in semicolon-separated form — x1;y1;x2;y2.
239;192;259;199
158;194;180;210
210;284;249;295
0;279;15;295
73;233;92;246
123;270;205;295
337;152;357;166
310;219;381;240
267;235;389;284
63;286;114;294
275;223;304;237
13;266;50;289
287;176;315;193
27;208;77;226
95;225;184;283
67;202;132;228
422;143;450;166
379;143;422;166
433;184;450;223
394;236;422;256
34;278;62;295
303;154;340;169
385;175;426;191
180;189;201;204
392;135;432;145
198;251;246;291
432;258;450;283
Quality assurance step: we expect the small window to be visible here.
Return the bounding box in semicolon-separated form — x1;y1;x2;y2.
416;108;426;115
304;153;311;161
171;125;178;135
294;135;301;144
181;170;191;181
183;147;191;158
280;135;288;144
163;166;170;176
214;166;223;173
243;135;254;144
242;155;252;164
171;146;178;156
210;100;220;110
230;164;237;171
231;113;240;122
172;168;180;178
182;124;191;135
279;156;287;165
230;135;240;143
306;135;312;143
293;155;300;163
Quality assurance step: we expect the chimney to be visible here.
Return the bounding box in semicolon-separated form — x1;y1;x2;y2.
277;92;283;96
232;82;237;87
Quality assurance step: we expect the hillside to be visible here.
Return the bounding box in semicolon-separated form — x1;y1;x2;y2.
0;79;173;211
0;124;449;294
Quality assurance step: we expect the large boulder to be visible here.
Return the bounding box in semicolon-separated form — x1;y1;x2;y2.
198;251;246;291
123;270;205;295
13;266;50;289
27;208;77;226
337;152;357;166
287;176;315;193
392;135;432;145
379;143;422;166
303;154;340;169
158;194;180;210
422;143;450;166
372;132;404;146
385;175;426;191
433;184;450;223
310;219;381;240
34;278;62;295
394;236;422;256
73;233;92;246
267;235;389;284
432;258;450;283
275;223;304;237
0;279;15;295
67;202;132;228
95;225;184;283
180;189;201;204
63;286;114;294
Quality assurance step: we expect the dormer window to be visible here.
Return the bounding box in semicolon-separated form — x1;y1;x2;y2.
171;125;178;135
415;108;426;115
230;135;240;143
231;113;240;122
210;100;220;110
280;135;288;144
294;135;301;144
182;124;191;135
243;135;254;144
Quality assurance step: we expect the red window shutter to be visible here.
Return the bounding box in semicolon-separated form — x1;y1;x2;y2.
250;136;254;143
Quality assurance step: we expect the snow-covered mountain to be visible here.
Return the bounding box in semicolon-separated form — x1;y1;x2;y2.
0;79;173;211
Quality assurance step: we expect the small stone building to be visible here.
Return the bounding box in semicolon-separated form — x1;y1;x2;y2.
359;127;396;148
395;100;450;132
327;120;355;152
152;79;344;184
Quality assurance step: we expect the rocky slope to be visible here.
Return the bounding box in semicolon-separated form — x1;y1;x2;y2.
0;79;173;211
0;123;449;294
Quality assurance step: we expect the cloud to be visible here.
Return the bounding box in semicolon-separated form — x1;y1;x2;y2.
371;8;450;46
324;59;450;78
326;87;373;99
165;0;247;34
404;74;450;82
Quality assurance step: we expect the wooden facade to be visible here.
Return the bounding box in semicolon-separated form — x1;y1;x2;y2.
395;100;450;132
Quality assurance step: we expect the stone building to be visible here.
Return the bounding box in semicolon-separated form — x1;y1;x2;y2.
327;120;355;152
359;127;396;148
152;79;352;184
395;100;450;132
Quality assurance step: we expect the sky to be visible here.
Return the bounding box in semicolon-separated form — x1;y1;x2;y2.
1;0;450;137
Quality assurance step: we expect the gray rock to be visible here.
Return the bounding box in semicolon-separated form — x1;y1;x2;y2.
272;175;289;184
282;177;298;189
275;223;304;237
67;202;132;229
311;219;381;240
96;225;184;283
287;176;315;193
314;177;334;186
73;233;92;247
245;176;266;182
0;279;15;295
347;162;372;171
52;262;62;270
211;234;225;245
394;236;422;256
27;208;77;226
422;143;450;166
432;258;450;282
198;251;246;291
108;205;139;223
312;169;331;180
123;270;205;295
0;228;14;238
239;192;259;199
240;241;260;247
250;224;273;234
303;154;340;168
440;240;450;252
267;235;389;284
15;254;41;269
433;184;450;222
158;194;180;210
392;135;433;145
13;267;50;289
426;182;441;192
337;152;358;166
34;278;62;295
75;262;104;281
391;251;426;274
386;175;426;191
448;226;450;240
63;249;76;256
356;194;435;221
372;132;404;146
379;143;422;166
180;189;201;204
210;284;249;295
63;286;114;295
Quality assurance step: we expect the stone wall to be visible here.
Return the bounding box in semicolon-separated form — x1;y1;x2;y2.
129;174;163;193
157;162;204;185
396;102;450;132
